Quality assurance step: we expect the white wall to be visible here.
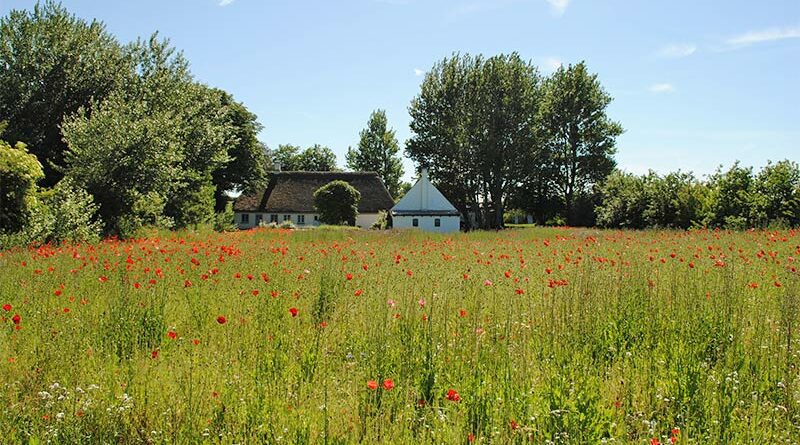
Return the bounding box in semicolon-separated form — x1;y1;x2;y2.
393;215;460;233
235;212;381;229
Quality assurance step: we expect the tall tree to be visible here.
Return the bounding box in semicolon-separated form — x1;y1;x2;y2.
407;53;542;229
272;144;302;171
0;1;128;186
538;62;623;225
346;109;404;198
210;92;270;211
63;35;231;235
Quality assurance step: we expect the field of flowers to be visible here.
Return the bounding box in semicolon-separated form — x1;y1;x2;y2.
1;226;799;444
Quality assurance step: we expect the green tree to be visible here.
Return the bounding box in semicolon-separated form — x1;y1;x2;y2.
296;144;337;171
0;1;128;186
210;92;270;211
750;160;800;226
63;35;231;235
346;109;404;198
703;162;754;229
407;53;543;229
0;134;44;233
538;62;623;225
313;180;360;226
272;144;301;171
595;170;647;229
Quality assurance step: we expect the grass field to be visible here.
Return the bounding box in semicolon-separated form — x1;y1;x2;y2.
1;227;799;444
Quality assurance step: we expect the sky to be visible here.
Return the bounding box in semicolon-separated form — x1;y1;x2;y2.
1;0;798;182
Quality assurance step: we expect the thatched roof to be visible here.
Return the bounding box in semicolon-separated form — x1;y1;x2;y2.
234;171;395;214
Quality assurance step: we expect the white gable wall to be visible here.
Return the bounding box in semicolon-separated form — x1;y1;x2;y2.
392;169;459;213
394;215;460;233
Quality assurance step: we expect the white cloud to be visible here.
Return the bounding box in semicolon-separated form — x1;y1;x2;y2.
540;57;562;72
218;0;235;6
414;68;424;77
657;43;696;58
546;0;570;16
649;83;675;93
726;25;800;46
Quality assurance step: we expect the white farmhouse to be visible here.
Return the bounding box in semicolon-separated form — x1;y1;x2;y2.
391;168;461;232
234;171;395;229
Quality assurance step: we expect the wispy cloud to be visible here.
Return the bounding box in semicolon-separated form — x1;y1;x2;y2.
649;83;675;93
414;68;424;77
657;43;696;58
540;57;562;73
726;25;800;46
218;0;235;6
546;0;570;16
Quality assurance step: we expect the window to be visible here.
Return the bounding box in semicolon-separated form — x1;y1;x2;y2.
241;213;249;224
314;215;319;221
283;215;291;222
297;215;305;225
434;218;441;227
412;218;419;227
255;214;263;225
270;214;278;223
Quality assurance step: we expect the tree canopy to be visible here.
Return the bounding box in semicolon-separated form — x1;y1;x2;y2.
346;109;404;199
313;180;361;226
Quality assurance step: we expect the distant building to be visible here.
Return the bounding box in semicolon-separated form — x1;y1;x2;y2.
391;168;461;232
234;171;394;229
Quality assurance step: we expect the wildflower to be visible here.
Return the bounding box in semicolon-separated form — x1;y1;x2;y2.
289;307;299;317
387;299;396;308
509;419;519;430
345;273;353;281
354;289;363;296
383;379;395;390
151;349;159;359
216;315;227;325
367;380;378;390
2;304;11;312
98;276;108;282
468;433;475;442
167;331;177;340
459;309;467;318
192;339;201;345
446;389;461;402
184;280;193;288
418;298;426;307
12;314;21;325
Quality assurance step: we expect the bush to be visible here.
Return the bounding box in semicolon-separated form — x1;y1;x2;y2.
278;220;296;230
213;202;237;232
0;138;44;234
370;210;389;230
313;180;361;226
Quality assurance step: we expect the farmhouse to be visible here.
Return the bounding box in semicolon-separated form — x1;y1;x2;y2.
391;168;461;232
233;171;395;229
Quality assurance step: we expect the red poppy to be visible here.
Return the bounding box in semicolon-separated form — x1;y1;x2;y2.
216;315;227;324
192;338;201;345
446;389;460;402
345;273;353;281
367;380;378;390
54;289;62;296
289;307;299;317
459;309;467;318
184;280;193;288
167;331;177;339
354;289;363;296
12;314;21;325
468;433;475;442
2;304;11;312
383;379;395;390
651;439;660;445
509;419;519;430
98;276;108;283
151;349;159;359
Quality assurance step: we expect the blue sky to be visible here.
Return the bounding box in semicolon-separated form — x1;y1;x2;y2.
2;0;798;181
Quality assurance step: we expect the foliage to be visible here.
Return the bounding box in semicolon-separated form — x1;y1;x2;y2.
346;109;404;199
407;53;542;229
0;1;128;187
370;210;389;230
0;137;43;233
62;35;231;236
213;202;237;232
272;144;338;172
40;179;103;244
313;180;360;226
538;62;623;226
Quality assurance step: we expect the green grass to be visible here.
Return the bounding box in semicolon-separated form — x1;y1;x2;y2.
0;227;798;443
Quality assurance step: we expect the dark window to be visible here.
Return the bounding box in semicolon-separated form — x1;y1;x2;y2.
297;215;305;225
255;214;263;225
412;218;419;227
314;215;319;221
283;215;291;222
434;218;441;227
241;214;249;223
270;214;278;223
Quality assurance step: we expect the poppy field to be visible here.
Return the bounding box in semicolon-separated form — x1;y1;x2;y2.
1;227;799;444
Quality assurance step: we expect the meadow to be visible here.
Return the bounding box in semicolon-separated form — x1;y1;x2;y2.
1;226;799;444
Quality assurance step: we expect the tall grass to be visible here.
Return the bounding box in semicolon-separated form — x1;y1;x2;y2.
0;227;798;443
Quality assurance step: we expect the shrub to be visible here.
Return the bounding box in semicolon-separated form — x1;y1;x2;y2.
313;180;360;226
370;210;389;230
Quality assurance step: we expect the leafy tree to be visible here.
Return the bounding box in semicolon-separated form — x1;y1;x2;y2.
0;134;44;233
296;144;337;171
63;35;231;235
313;180;360;226
272;144;301;171
750;160;800;226
595;170;647;229
407;53;542;229
39;178;103;244
538;62;623;225
0;1;128;186
346;109;404;198
210;92;270;211
703;162;754;229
